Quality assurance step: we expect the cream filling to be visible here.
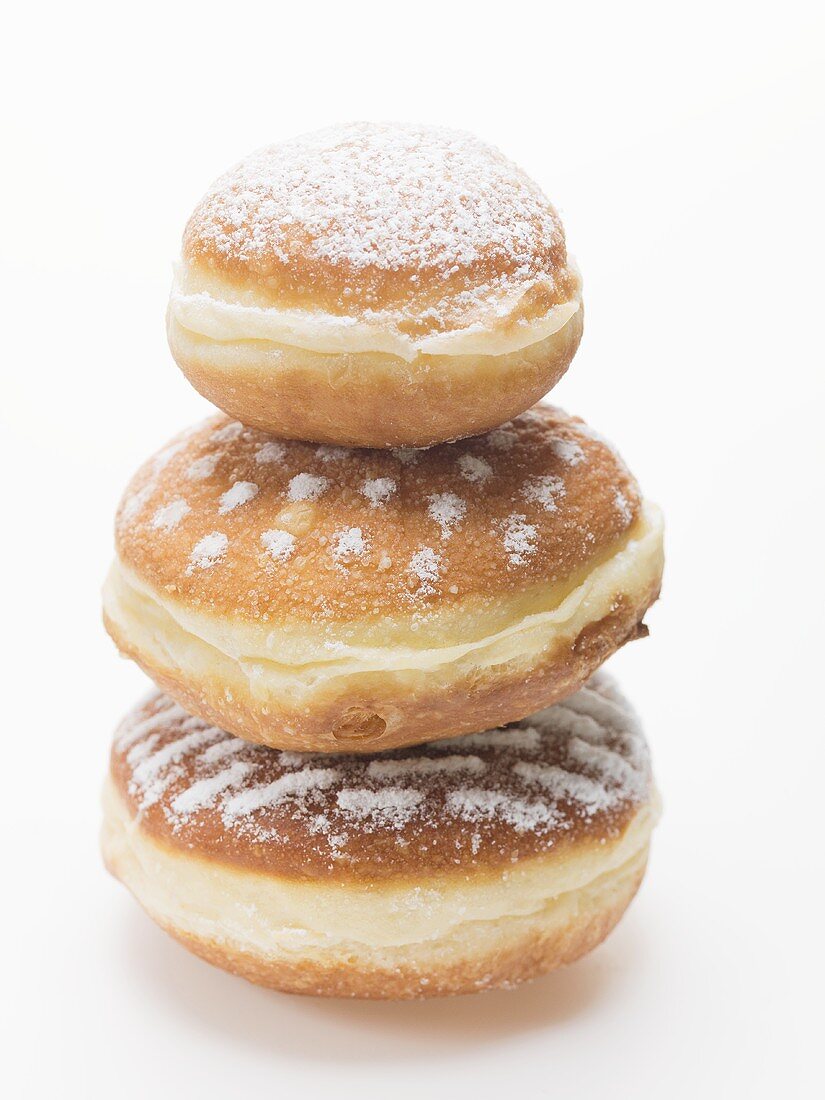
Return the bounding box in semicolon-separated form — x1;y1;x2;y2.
103;504;663;703
102;780;658;952
169;266;582;363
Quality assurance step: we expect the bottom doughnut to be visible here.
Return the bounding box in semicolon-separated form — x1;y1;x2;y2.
102;672;659;999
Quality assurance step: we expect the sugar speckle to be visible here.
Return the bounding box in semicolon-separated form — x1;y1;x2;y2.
501;513;538;566
150;498;190;532
360;477;397;507
287;473;330;502
260;528;296;563
186;452;222;481
409;547;441;595
522;474;565;512
188;531;228;571
457;454;493;484
332;526;368;564
218;481;259;514
427;492;466;540
255;441;286;465
550;437;585;466
210;421;244;443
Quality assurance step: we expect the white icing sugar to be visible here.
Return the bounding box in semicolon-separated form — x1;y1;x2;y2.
223;768;341;819
191;122;561;275
437;726;543;753
130;727;223;809
427;492;467;540
287;472;330;502
199;739;248;764
513;762;615;816
120;482;155;522
218;480;259;514
210;421;244;443
409;547;441;595
445;788;560;834
186;452;222;481
255;441;286;465
550;437;585;466
152;442;185;473
501;513;538;566
336;787;424;827
486;426;518;451
614;489;633;523
360;477;397;506
114;675;650;862
260;528;296;563
367;755;486;780
522;474;565;512
457;454;493;484
116;699;187;751
188;532;228;571
170;761;257;817
151;498;190;532
333;527;368;564
315;445;351;462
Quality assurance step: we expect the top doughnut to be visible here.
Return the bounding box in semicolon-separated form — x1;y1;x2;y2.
168;123;583;447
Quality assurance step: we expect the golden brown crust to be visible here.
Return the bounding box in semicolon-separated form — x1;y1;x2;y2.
180;123;576;332
113;405;640;625
107;671;653;879
104;586;658;755
151;860;645;999
168;308;582;449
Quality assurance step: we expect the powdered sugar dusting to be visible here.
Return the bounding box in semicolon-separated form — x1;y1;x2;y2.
255;441;286;465
360;477;397;507
550;437;585;466
287;472;329;502
188;532;228;571
151;498;190;532
501;513;538;566
188;122;562;277
223;768;341;820
457;454;493;484
186;452;222;481
336;787;424;827
210;421;244;443
427;492;466;540
260;528;296;564
218;481;258;514
614;489;633;523
367;756;486;780
408;547;441;596
112;673;651;869
332;527;368;565
522;474;565;512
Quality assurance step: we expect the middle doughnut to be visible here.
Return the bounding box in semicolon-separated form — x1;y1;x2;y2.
103;404;663;752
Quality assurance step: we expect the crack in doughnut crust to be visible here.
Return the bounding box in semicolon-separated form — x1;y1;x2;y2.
104;405;663;752
168;123;583;446
102;674;658;998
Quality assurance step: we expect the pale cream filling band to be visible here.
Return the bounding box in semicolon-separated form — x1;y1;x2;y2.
169;270;582;362
102;780;657;952
103;506;662;703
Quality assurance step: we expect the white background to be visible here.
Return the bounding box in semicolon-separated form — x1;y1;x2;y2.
3;2;823;1096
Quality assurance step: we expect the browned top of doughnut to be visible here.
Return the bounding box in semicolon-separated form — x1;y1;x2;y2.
110;673;652;880
181;122;578;331
114;406;641;625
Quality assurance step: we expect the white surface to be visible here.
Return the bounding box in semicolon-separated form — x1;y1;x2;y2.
2;2;823;1096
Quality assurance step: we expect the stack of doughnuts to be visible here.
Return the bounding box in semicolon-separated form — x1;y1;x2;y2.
102;122;664;999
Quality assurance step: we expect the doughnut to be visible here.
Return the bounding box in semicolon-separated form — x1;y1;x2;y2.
103;405;663;753
167;122;583;448
101;672;659;999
